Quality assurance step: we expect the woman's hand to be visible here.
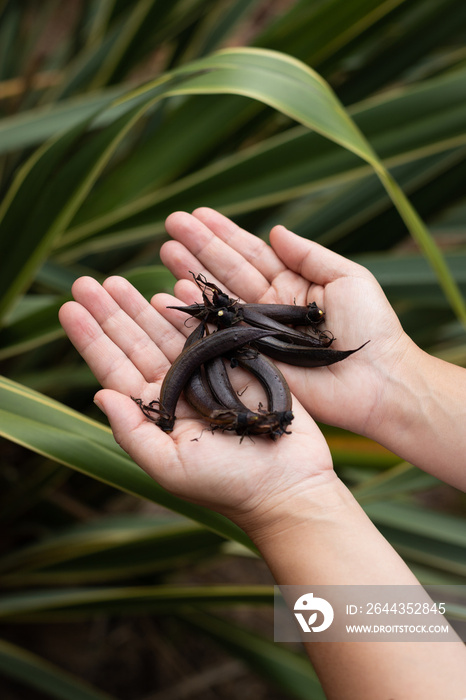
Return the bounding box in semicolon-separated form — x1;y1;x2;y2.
59;274;335;532
160;207;416;439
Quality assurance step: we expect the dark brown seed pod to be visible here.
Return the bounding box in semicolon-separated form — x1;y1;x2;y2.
252;337;370;368
132;325;280;432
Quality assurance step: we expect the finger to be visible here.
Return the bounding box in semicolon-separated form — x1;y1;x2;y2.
94;281;207;423
171;278;207;307
192;207;287;281
160;239;232;298
151;292;208;338
59;301;147;395
161;238;254;307
163;211;272;302
94;389;183;485
102;276;187;366
71;276;170;384
270;225;371;286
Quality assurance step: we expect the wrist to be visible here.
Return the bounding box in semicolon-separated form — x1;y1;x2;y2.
240;473;419;586
237;470;349;548
362;338;466;488
363;334;425;446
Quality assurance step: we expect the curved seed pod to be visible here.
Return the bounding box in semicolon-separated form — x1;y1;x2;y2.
180;324;293;439
185;358;293;439
240;306;333;347
205;355;249;412
168;301;326;330
237;301;325;326
252;337;370;368
232;348;292;414
232;348;294;436
181;323;227;417
133;325;279;432
176;327;265;436
204;354;293;438
189;274;325;328
133;322;210;421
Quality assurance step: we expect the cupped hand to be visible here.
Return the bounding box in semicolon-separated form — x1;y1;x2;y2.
161;208;416;438
59;275;334;528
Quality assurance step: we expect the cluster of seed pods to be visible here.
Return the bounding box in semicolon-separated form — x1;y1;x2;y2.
133;274;368;440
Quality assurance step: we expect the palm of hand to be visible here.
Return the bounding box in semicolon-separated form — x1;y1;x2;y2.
161;208;409;435
59;274;333;523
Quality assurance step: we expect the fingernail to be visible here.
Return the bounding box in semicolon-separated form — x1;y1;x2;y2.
94;395;106;414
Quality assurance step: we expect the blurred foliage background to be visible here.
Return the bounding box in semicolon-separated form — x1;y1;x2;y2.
0;0;466;698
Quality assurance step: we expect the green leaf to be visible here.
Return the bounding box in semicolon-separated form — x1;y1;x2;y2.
160;47;375;161
1;595;325;699
0;297;68;360
0;515;225;585
365;500;466;548
0;638;114;700
355;251;466;306
364;500;466;576
0;76;185;322
382;529;466;577
181;610;326;700
408;564;466;586
2;44;461;366
335;0;466;104
0;87;123;155
0;376;255;551
73;94;256;219
0;584;273;620
0;62;211;321
274;147;466;253
63;67;466;268
181;0;263;60
352;462;440;502
0;114;96;320
10;365;98;395
0;266;174;360
123;265;176;299
255;0;407;68
80;0;158;92
0;3;20;82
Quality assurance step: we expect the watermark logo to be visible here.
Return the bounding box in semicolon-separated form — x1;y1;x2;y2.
276;585;466;642
293;592;334;633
